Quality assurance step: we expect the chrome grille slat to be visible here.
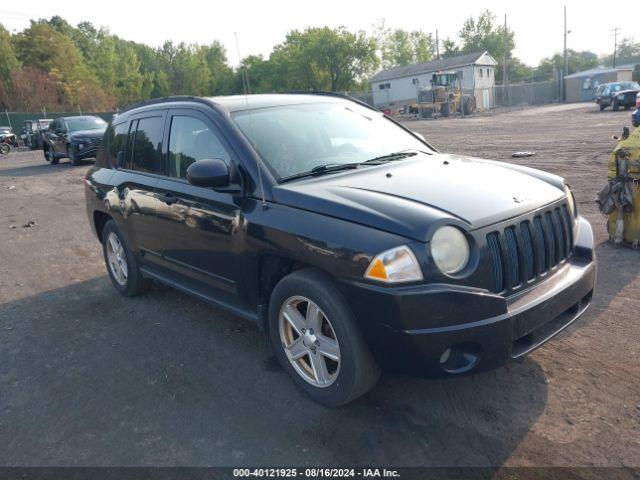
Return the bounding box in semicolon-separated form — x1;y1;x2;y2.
505;227;520;287
520;221;535;281
487;233;503;293
486;203;575;295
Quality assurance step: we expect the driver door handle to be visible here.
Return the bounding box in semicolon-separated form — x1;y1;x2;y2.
158;193;178;205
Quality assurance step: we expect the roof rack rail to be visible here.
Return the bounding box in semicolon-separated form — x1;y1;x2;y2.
119;95;211;114
283;90;379;112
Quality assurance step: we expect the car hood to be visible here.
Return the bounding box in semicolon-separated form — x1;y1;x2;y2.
272;153;566;241
68;129;105;139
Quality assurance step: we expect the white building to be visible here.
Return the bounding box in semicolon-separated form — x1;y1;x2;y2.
370;51;498;110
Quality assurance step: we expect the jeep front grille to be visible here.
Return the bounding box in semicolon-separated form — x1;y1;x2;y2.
486;204;574;294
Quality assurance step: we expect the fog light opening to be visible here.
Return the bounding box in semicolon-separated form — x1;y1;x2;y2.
438;343;482;374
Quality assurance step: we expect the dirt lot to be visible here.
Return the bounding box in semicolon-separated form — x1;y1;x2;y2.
0;103;639;469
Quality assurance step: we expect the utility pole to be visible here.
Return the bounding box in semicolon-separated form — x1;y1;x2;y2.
563;5;568;101
503;13;509;106
611;27;621;67
435;29;440;60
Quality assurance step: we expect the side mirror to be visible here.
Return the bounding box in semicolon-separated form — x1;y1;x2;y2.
412;131;426;142
187;158;231;189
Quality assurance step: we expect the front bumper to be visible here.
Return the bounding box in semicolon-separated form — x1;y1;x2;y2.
71;144;100;160
340;216;596;376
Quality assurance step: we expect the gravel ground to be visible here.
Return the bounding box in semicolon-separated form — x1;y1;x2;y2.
0;103;638;469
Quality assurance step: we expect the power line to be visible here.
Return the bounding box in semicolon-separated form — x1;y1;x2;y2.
0;9;31;17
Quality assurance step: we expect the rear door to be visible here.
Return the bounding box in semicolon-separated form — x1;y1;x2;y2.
152;108;245;306
108;111;167;258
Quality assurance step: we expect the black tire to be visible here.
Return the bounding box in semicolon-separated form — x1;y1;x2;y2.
268;268;380;407
599;102;605;111
68;145;80;166
44;145;59;164
0;144;9;155
612;100;620;111
101;220;149;296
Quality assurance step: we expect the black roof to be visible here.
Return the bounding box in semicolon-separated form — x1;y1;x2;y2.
119;92;378;117
370;51;494;83
208;93;375;112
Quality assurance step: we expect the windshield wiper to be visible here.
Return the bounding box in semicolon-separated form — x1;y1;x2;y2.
280;163;361;182
279;150;424;183
362;150;419;164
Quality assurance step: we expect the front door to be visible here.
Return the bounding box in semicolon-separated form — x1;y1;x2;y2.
152;109;245;306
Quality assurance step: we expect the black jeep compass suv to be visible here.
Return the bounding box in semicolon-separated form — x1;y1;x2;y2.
85;94;596;406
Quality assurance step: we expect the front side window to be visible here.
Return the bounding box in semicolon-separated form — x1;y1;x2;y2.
130;117;164;174
167;116;230;180
232;102;432;180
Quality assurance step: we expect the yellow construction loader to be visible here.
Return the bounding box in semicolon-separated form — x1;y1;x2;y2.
596;126;640;247
411;72;475;118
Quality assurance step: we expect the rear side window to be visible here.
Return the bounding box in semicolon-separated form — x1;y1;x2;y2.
167;115;230;179
108;122;129;168
130;116;164;174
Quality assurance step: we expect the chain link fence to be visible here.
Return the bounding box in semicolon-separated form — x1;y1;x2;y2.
493;80;560;109
346;79;561;114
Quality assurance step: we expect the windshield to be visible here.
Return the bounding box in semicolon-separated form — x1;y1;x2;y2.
65;117;107;132
613;82;640;92
232;102;432;180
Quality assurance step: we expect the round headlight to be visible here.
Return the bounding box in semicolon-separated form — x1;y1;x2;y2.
431;226;470;275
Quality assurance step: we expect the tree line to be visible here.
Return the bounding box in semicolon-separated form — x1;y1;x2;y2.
0;11;639;112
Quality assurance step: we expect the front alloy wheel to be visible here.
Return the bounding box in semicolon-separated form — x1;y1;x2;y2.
279;296;340;387
269;269;380;406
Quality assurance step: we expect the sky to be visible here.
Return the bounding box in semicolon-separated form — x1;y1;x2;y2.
0;0;633;68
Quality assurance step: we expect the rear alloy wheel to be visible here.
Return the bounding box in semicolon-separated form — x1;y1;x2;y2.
269;269;380;407
101;220;149;296
106;232;128;286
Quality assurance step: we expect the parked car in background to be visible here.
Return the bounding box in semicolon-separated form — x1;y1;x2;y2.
85;94;596;406
633;93;640;127
43;115;107;165
22;119;52;150
0;126;17;146
596;81;640;111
